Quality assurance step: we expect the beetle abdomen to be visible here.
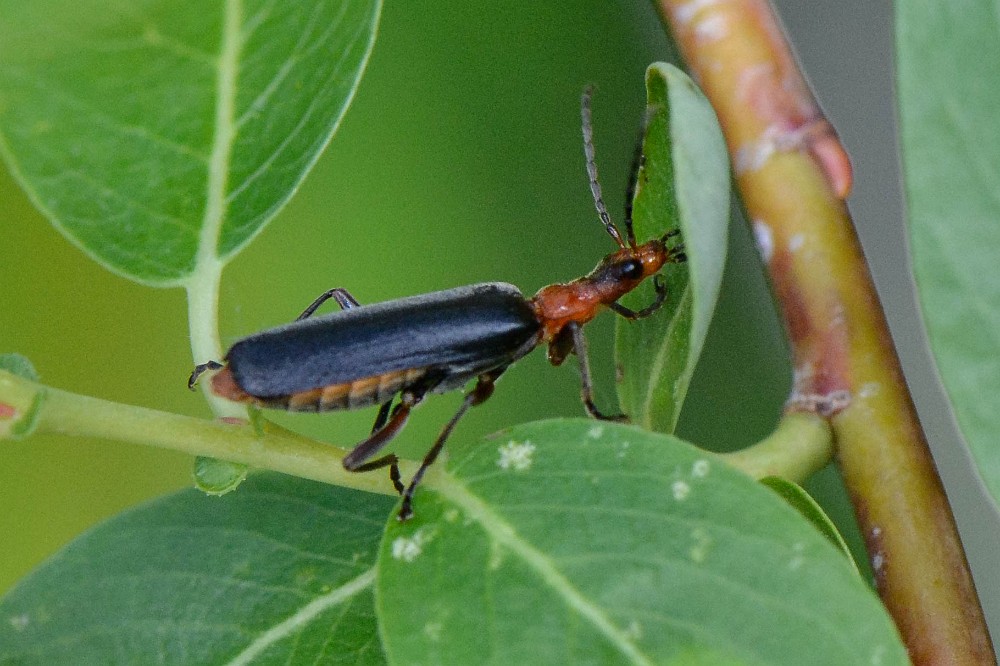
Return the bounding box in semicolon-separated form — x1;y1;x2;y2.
285;368;428;412
212;365;430;412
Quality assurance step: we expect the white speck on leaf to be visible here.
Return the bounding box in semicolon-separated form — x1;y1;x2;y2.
691;459;710;478
789;544;805;571
489;541;506;571
391;528;435;563
424;621;443;642
8;614;29;631
588;425;605;439
623;620;643;641
689;527;712;562
672;480;691;501
497;440;536;471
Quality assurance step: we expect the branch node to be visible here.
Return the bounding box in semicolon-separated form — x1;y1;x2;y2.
785;389;851;418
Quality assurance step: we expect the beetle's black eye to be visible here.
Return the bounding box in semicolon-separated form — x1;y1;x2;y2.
620;259;643;280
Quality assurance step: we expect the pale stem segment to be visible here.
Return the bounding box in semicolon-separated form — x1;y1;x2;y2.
721;412;832;484
0;370;416;498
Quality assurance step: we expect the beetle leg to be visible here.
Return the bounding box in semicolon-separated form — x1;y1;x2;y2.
546;326;576;366
188;360;224;390
370;400;394;434
296;287;361;321
569;322;627;422
351;454;405;495
342;393;419;481
337;400;404;492
398;371;503;521
607;274;667;320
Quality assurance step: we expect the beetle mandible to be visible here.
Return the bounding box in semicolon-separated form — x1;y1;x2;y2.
189;88;686;520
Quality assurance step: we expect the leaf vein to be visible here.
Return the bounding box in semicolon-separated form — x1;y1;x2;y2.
224;567;376;666
639;282;692;429
437;480;657;666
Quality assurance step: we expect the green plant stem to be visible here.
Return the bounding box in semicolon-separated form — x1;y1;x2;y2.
653;1;994;662
0;370;412;497
2;363;830;507
185;272;243;420
720;412;832;483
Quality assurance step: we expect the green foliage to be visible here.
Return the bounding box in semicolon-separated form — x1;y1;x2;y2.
896;1;1000;506
0;2;916;662
380;420;902;665
0;353;38;381
0;474;392;664
194;453;249;495
615;63;729;433
0;0;381;285
0;429;906;665
761;476;859;576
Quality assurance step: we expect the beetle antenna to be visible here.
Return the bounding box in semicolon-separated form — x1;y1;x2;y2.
582;86;628;251
623;124;646;249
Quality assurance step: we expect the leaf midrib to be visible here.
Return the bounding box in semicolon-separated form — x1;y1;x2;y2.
435;478;656;666
224;567;376;666
639;281;692;430
197;0;243;274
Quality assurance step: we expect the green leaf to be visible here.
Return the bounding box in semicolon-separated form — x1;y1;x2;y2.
0;474;391;664
896;3;1000;504
761;476;859;576
0;353;39;382
377;420;907;665
193;454;248;495
616;63;729;432
0;0;381;285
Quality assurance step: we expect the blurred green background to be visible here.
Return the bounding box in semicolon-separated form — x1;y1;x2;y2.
2;0;996;639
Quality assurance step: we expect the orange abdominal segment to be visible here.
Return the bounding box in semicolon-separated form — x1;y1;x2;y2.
212;365;427;412
210;366;252;403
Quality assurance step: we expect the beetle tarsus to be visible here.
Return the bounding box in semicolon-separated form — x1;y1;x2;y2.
351;453;404;495
389;461;403;495
608;275;668;321
188;360;223;390
583;397;628;422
